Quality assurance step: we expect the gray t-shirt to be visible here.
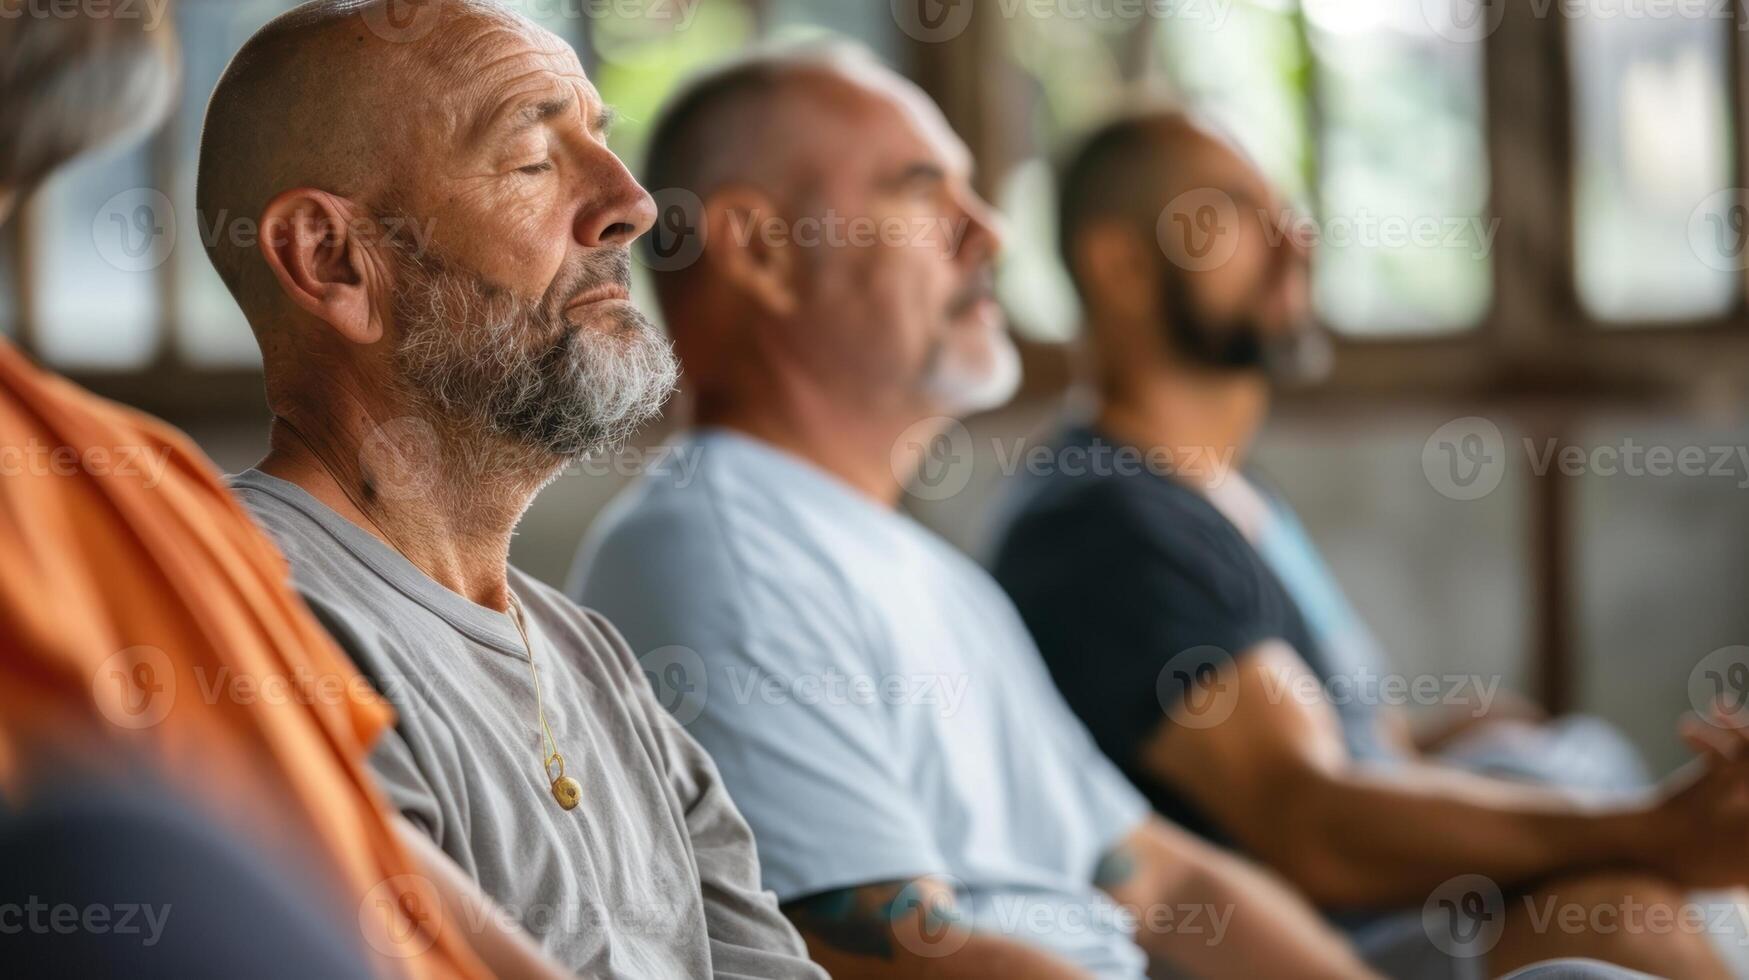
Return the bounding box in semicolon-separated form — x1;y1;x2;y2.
232;469;823;980
571;430;1151;977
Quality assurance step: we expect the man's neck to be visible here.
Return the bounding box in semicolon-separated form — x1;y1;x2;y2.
1095;354;1271;491
695;382;920;510
259;391;553;611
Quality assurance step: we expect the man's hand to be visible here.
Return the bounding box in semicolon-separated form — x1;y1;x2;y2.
1643;709;1749;888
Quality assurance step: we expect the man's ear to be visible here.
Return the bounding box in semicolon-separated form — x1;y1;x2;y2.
1072;221;1157;323
257;188;385;345
703;185;797;318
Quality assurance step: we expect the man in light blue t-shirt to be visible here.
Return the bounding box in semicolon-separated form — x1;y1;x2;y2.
569;44;1376;980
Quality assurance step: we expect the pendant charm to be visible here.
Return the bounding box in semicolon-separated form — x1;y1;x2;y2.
551;775;582;810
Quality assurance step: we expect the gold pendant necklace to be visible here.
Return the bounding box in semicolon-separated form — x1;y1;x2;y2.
507;593;583;811
275;416;582;812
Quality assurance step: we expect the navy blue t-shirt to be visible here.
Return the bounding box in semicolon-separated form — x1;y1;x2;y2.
989;424;1388;848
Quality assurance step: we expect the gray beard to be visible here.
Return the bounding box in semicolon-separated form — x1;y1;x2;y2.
388;246;679;471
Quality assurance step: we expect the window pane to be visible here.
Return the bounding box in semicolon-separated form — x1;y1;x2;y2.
171;0;288;368
1304;0;1491;334
591;0;755;163
1570;6;1737;322
1155;0;1312;203
31;143;161;369
997;11;1133;341
767;0;902;62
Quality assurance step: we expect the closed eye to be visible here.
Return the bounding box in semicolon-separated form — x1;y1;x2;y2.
517;160;555;175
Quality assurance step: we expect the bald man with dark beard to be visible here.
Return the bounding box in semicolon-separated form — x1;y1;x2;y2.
991;107;1749;978
198;2;822;976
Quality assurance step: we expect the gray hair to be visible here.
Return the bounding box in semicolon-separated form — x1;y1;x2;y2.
0;11;179;192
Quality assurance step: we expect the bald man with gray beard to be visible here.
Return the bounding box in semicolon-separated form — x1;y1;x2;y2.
198;2;822;976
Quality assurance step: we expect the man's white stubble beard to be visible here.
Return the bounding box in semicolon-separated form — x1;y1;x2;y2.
922;326;1023;418
388;245;679;488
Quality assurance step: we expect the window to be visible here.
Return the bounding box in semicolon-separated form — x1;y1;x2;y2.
1569;4;1739;323
1302;2;1492;334
172;0;289;367
3;0;897;392
994;0;1492;340
30;143;163;369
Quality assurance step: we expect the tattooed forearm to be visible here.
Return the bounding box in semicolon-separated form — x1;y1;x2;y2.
1093;845;1138;890
782;878;961;961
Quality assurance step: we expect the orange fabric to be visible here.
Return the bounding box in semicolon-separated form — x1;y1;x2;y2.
0;338;486;980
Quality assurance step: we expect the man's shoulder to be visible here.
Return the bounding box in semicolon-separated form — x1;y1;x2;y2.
580;446;847;603
229;472;354;577
576;446;872;671
1000;452;1232;561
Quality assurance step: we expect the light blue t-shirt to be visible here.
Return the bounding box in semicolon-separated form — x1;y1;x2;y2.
571;429;1151;977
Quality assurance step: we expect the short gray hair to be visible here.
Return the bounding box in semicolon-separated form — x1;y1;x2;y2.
0;11;179;191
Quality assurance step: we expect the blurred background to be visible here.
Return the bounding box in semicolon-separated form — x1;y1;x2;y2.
8;0;1748;771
